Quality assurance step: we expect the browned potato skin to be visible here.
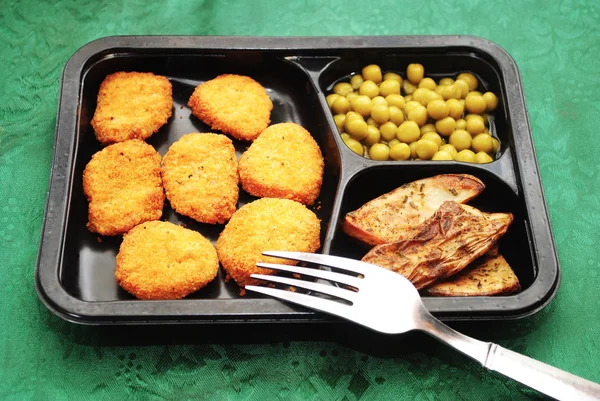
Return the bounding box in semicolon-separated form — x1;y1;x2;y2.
486;243;500;256
361;201;513;290
424;254;520;296
91;72;173;144
343;174;485;246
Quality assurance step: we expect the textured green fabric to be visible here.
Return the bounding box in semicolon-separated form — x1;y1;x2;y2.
1;0;599;399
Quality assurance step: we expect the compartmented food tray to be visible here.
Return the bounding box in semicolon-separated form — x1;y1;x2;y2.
36;36;560;324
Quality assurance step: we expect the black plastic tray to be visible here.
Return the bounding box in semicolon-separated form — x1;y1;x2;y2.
36;36;560;324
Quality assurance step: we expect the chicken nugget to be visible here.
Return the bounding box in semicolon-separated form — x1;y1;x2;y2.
83;139;164;236
238;123;324;205
161;133;238;224
115;221;219;299
187;74;273;141
91;71;172;144
216;198;321;293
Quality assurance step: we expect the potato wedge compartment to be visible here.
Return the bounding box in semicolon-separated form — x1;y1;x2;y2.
329;164;536;294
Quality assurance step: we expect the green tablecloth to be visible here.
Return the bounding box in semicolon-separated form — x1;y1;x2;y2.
1;0;599;399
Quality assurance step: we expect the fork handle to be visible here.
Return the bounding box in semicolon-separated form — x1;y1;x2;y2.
484;344;600;401
419;312;600;401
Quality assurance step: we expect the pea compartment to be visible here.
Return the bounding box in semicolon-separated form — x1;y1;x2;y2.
319;48;510;163
323;60;502;163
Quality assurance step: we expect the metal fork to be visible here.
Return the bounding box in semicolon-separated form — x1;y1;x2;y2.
246;251;600;401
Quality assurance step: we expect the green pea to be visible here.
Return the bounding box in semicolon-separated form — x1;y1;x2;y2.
421;132;443;147
406;63;424;85
362;64;383;84
383;72;402;84
333;82;353;96
326;94;340;109
435;116;457;137
455;149;476;163
351;95;373;117
379;79;401;97
345;92;358;102
386;94;405;109
369;143;390;161
333;114;346;132
491;137;500;153
379;121;398;142
449;129;472;151
415;139;438;160
432;151;453;161
359;80;380;98
439;144;458;159
332;96;351;114
363;125;381;146
350;74;364;90
389;106;405;126
346;119;369;141
475;151;493;164
371;104;391;124
344;138;364;155
396;121;420;143
371;96;388;106
389;142;411;160
471;133;494;153
483;92;498;111
388;138;401;148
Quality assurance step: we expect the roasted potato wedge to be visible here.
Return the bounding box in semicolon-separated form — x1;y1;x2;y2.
343;174;485;246
424;254;520;296
361;201;513;290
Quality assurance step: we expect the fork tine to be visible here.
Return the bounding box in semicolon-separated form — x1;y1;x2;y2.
250;273;356;302
256;262;362;288
245;285;352;318
263;251;377;275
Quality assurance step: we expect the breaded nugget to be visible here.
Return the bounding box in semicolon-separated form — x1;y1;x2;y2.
91;71;172;143
83;139;164;236
115;221;219;299
187;74;273;141
238;123;324;205
161;133;238;224
216;198;321;292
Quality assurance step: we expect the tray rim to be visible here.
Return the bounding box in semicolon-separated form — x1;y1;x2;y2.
36;35;560;325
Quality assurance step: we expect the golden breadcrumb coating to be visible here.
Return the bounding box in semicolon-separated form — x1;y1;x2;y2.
161;133;239;224
115;221;219;300
91;71;173;143
187;74;273;141
83;140;164;236
216;198;321;293
238;123;324;205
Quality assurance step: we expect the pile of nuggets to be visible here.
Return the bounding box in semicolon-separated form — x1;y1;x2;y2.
85;72;324;299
